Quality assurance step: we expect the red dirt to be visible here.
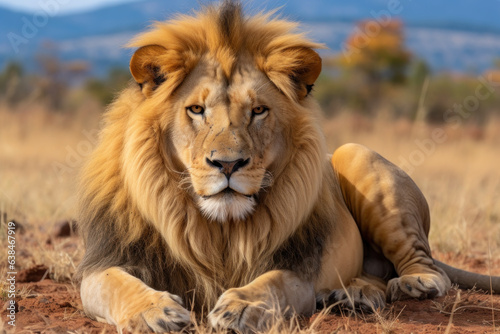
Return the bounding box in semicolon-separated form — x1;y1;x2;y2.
2;230;499;333
4;279;116;333
311;290;500;333
4;278;499;333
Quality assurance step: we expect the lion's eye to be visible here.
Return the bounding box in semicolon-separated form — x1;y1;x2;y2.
252;106;269;116
186;105;205;115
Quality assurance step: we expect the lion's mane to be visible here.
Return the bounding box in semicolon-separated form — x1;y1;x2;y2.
77;1;330;310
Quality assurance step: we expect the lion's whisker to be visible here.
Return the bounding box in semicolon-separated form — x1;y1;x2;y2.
255;81;272;94
261;170;274;190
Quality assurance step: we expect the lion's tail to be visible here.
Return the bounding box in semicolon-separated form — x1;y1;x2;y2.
435;260;500;293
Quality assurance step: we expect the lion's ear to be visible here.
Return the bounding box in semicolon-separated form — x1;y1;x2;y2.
130;45;167;97
265;47;322;101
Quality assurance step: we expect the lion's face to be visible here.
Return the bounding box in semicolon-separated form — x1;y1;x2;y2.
169;56;287;222
127;13;323;224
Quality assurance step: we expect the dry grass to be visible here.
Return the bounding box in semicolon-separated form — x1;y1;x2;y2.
0;103;96;283
0;265;32;301
432;286;500;315
1;104;499;332
0;102;100;224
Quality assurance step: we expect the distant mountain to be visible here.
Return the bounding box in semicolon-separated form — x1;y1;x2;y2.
283;0;500;32
1;0;500;75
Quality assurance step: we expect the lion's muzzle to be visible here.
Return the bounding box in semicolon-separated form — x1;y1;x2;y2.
196;155;258;222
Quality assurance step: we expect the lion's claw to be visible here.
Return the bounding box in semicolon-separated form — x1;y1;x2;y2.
387;274;446;302
138;293;191;333
208;289;275;333
318;283;386;314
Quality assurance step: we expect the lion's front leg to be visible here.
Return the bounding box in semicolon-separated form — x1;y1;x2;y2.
208;270;315;333
80;267;191;332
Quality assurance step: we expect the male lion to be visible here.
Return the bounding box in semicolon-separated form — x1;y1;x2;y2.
77;1;500;332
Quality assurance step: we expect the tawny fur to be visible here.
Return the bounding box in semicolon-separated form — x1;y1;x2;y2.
77;1;327;309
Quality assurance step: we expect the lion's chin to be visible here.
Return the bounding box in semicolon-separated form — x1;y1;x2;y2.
198;191;256;223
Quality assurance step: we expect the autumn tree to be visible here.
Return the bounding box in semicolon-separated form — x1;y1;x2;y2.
341;19;411;85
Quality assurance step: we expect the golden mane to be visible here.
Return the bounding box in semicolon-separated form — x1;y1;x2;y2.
127;1;323;101
77;1;327;309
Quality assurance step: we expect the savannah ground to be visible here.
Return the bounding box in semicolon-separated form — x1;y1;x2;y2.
0;103;499;333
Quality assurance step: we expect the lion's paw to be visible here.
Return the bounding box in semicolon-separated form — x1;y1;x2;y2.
317;280;386;314
387;274;447;302
130;292;191;333
208;288;276;333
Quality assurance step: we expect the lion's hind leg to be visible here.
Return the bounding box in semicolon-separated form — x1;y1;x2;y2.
332;143;451;303
316;275;386;314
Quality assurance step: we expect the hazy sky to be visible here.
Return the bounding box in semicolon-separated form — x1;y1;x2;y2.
0;0;139;14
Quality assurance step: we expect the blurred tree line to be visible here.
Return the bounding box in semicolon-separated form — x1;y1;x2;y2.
315;19;500;126
1;21;500;126
0;60;130;111
0;42;131;111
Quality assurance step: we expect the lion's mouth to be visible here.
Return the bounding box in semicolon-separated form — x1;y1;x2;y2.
197;188;257;222
201;187;254;200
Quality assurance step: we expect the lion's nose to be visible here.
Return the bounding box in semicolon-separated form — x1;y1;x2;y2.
206;158;250;179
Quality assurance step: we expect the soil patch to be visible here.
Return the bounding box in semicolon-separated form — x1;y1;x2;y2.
3;227;499;333
3;279;499;333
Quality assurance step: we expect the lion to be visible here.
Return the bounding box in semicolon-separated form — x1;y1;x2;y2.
77;1;500;332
